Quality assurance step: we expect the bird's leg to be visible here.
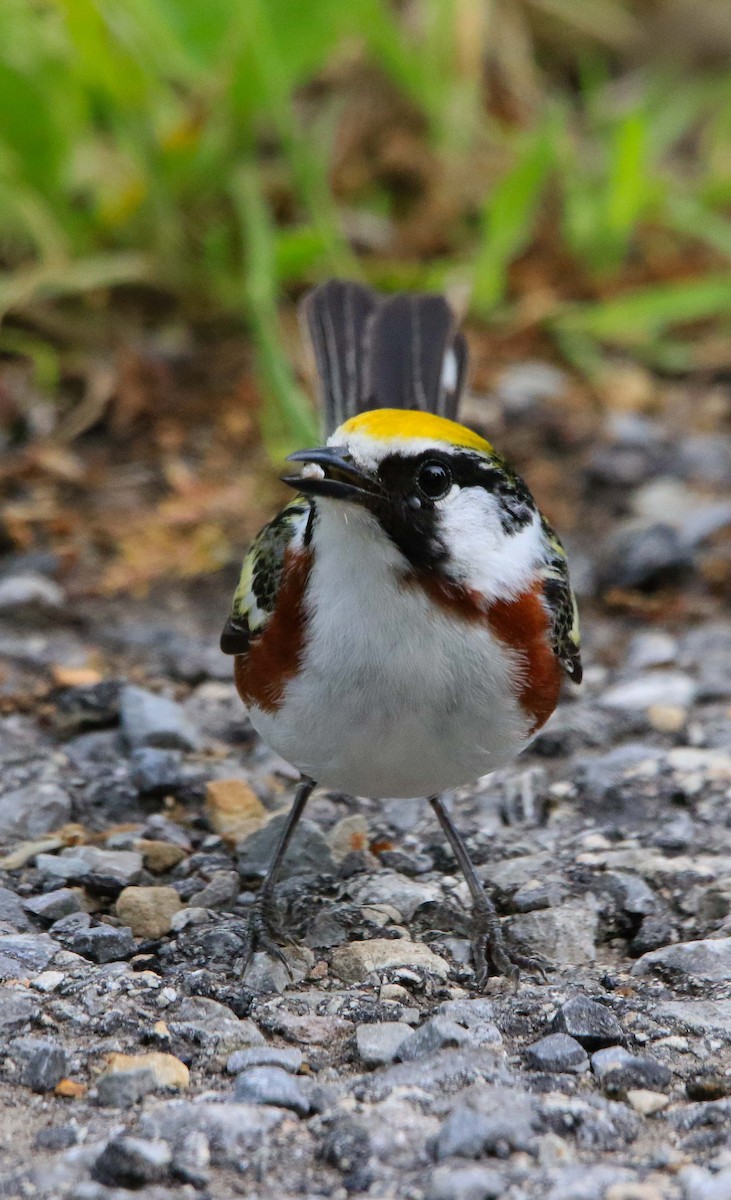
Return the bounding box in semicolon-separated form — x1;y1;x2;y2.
239;775;316;975
428;795;548;988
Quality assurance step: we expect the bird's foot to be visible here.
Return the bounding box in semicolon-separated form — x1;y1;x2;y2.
238;892;293;979
471;903;550;990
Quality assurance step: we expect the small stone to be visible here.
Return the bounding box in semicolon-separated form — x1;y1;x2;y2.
0;573;63;613
435;1106;496;1160
172;1129;211;1187
647;704;686;733
526;1033;589;1073
0;986;39;1031
104;1050;189;1089
170;995;265;1052
601;671;697;711
397;1016;474;1062
506;900;598;965
62;922;135;963
626;1089;669;1115
9;1036;67;1092
328;814;369;861
632;938;731;982
32;970;65;993
205;778;266;838
36;845;143;892
597;522;692;591
551;996;623;1050
0;932;57;978
355;1022;412;1066
227;1046;304;1074
593;1051;672;1096
0;782;71;840
233;1066;310;1116
139;1100;285;1165
53;680;120;734
237;814;335;879
115;885;182;938
591;1046;635;1081
92;1136;172;1188
23;887;82;923
34;1124;79;1151
680;1166;731;1200
133;837;186;872
350;871;441;920
120;685;200;751
654;1000;731;1037
427;1165;505;1200
129;746;186;794
331;938;450;982
194;870;240;909
0;887;32;930
243;946;314;993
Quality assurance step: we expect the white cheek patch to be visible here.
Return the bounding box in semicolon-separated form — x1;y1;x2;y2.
438;488;543;602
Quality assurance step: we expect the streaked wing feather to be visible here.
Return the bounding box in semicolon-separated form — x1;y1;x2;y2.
220;497;313;655
539;519;582;684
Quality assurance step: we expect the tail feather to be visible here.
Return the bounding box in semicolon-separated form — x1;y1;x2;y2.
300;280;469;435
366;292;467;422
299;280;378;436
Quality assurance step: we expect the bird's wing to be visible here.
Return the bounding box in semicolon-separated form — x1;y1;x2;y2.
220;497;313;655
538;519;583;684
300;280;469;434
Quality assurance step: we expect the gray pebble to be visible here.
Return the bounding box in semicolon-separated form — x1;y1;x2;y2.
397;1016;474;1062
36;845;143;891
226;1046;303;1074
0;782;71;840
194;870;240;909
0;933;57;979
0;987;39;1032
427;1165;505;1200
435;1105;496;1160
9;1036;67;1092
129;746;187;794
356;1022;412;1066
24;888;82;923
61;922;135;964
597;521;692;591
120;685;200;751
237;815;335;880
0;886;32;931
96;1068;158;1108
593;1051;672;1096
551;996;623;1050
632;937;731;982
0;573;63;613
526;1033;589;1073
233;1065;310;1115
92;1136;172;1187
171;1129;210;1187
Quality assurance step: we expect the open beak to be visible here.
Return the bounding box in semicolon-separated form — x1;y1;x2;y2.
281;446;381;504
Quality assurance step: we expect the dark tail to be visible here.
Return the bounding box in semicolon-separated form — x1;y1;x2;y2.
300;280;468;436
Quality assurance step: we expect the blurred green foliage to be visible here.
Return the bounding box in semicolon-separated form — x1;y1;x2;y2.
1;0;731;441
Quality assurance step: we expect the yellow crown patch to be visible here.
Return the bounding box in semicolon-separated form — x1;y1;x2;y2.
340;409;492;453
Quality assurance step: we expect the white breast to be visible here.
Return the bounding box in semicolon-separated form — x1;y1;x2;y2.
249;503;532;799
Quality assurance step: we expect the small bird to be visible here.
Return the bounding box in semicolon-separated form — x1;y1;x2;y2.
221;280;581;985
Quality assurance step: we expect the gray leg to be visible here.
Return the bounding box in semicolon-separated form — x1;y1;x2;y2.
429;795;548;987
240;775;316;974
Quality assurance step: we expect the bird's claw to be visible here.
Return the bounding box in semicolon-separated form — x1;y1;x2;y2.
238;892;294;979
470;906;550;990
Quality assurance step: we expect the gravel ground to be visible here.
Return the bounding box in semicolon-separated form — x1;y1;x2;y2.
0;370;730;1200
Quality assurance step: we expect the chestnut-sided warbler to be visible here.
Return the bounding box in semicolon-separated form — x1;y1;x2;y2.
221;280;581;985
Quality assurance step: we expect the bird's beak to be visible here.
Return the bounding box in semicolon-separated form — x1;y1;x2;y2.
281;446;381;504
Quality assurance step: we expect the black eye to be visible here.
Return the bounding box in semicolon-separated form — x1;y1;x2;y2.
416;460;452;500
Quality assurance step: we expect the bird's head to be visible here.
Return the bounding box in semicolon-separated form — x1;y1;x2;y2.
282;409;543;596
